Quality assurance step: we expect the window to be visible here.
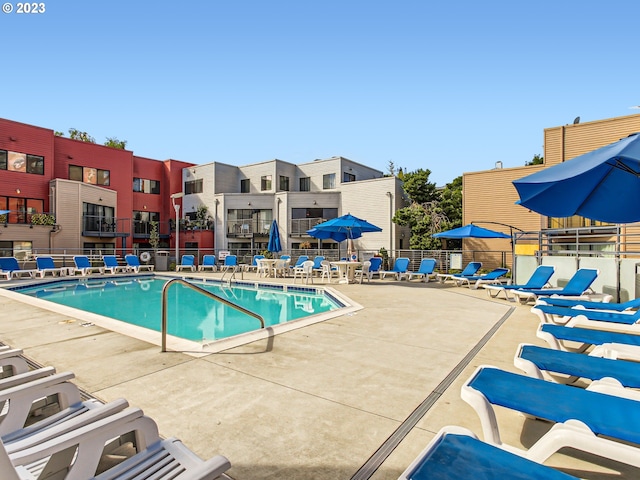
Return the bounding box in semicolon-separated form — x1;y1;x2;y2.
133;210;160;234
83;202;115;231
185;179;203;194
279;175;289;191
323;173;336;189
343;172;356;183
240;179;250;193
300;177;310;192
69;165;110;185
0;149;44;175
261;175;272;191
133;178;161;194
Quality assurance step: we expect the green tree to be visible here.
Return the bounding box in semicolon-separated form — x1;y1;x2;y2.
525;154;544;166
104;137;127;149
392;168;443;249
68;128;95;143
386;160;396;177
439;176;463;229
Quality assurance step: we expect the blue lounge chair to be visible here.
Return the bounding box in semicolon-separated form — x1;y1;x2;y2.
175;254;196;272
102;255;127;274
35;256;63;278
380;257;410;280
462;365;640;468
540;296;636;311
312;256;325;275
220;255;239;277
435;261;482;284
197;254;217;272
532;303;640;327
0;257;36;279
511;268;599;304
124;254;155;273
367;256;383;279
399;426;577;480
407;258;437;282
246;254;265;272
453;267;510;289
515;343;640;388
73;255;104;276
288;255;309;275
537;323;640;353
484;265;555;300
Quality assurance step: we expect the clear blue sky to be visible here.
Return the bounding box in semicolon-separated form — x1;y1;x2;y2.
3;0;639;185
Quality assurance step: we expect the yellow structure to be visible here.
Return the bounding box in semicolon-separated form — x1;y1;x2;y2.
461;113;640;270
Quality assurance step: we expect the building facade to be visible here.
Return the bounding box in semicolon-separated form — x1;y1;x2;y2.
0;118;406;261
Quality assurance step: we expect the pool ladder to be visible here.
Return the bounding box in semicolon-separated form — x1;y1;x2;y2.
161;278;265;352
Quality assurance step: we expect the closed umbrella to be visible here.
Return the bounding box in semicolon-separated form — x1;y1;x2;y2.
267;220;282;254
513;133;640;223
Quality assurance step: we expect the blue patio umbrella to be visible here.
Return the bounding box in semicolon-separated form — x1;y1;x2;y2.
267;219;282;254
513;133;640;223
307;213;382;241
307;213;382;255
433;224;511;239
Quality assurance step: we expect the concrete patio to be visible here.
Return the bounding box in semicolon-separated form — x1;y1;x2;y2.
0;271;638;479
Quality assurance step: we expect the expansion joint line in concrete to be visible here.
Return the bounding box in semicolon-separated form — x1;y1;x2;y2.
350;307;516;480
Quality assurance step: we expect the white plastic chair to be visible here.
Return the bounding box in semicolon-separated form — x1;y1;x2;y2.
354;260;371;283
293;260;314;284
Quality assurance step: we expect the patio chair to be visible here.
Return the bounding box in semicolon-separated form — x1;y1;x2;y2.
102;255;127;275
484;265;555;300
532;302;640;327
537;323;640;354
380;257;410;280
462;365;640;469
511;268;599;304
407;258;437;282
34;256;63;278
311;256;325;276
367;256;383;279
514;343;640;388
319;260;338;282
293;260;314;284
73;255;104;276
0;257;36;280
220;254;239;274
124;254;154;273
197;254;217;272
272;258;290;278
453;267;510;289
399;426;577;480
353;260;371;284
435;261;482;284
288;255;309;275
175;254;196;272
246;254;265;273
3;406;231;480
538;295;634;311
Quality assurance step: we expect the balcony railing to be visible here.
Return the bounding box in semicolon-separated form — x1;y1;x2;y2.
290;218;327;236
227;220;272;237
82;215;129;237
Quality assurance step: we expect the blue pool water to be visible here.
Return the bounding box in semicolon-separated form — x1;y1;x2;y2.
14;276;342;342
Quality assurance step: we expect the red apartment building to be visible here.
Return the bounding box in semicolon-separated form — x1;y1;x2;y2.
0;118;213;260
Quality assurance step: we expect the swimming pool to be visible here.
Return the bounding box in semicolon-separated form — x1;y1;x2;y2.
9;275;359;352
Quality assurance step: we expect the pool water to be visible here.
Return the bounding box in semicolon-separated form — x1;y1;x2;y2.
15;277;342;342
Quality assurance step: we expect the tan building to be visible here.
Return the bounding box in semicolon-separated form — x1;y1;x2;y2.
462;113;640;286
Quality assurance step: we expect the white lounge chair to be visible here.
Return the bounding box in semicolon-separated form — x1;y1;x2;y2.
175;254;196;272
197;255;217;272
0;257;36;279
3;406;231;480
399;426;577;480
73;256;104;276
102;256;128;275
406;258;437;282
462;365;640;468
124;254;154;273
34;257;63;278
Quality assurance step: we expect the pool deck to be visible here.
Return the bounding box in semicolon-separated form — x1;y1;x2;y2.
0;271;638;479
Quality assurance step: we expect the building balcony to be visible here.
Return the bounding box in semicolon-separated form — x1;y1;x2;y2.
290;218;327;237
227;219;272;238
82;215;129;238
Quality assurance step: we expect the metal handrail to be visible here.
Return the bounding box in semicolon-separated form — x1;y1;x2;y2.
160;278;265;352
